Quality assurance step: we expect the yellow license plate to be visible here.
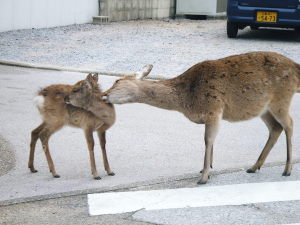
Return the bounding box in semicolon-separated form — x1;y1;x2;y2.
256;11;277;23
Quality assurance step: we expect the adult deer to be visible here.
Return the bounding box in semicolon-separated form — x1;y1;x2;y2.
102;51;300;184
29;73;115;179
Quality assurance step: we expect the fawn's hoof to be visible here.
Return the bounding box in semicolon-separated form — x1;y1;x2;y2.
282;171;291;176
53;174;60;178
246;168;256;173
94;176;101;180
30;169;38;173
108;172;115;176
197;179;208;185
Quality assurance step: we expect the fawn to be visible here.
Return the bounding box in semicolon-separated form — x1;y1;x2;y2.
101;51;300;184
29;73;115;179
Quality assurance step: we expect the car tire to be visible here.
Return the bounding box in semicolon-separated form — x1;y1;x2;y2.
295;27;300;33
227;21;238;38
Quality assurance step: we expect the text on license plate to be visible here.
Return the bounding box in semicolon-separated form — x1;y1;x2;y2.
256;11;277;23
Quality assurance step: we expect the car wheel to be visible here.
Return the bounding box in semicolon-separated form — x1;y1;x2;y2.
227;21;238;38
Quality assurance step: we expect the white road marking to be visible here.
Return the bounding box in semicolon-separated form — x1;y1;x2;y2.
88;181;300;216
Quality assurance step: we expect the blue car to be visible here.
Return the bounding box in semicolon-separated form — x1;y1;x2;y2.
227;0;300;38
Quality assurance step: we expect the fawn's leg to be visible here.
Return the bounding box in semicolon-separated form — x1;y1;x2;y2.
28;123;46;173
247;112;283;173
197;119;220;185
84;129;101;180
97;130;114;176
39;126;61;178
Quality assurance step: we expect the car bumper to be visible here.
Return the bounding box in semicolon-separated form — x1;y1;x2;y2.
227;1;300;28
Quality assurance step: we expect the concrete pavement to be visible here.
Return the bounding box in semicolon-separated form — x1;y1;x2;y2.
0;64;300;206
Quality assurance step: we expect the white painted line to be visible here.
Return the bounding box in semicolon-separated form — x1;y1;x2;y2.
88;181;300;216
280;224;300;225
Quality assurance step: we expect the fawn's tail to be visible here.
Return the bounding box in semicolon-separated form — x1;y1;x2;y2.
33;95;45;110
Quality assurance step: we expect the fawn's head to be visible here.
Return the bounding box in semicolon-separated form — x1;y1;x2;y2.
104;64;153;104
66;73;100;107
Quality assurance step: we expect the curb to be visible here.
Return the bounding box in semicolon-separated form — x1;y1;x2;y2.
1;160;299;207
0;60;166;80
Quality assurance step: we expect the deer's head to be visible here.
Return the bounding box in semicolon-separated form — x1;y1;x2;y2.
104;64;153;104
66;73;99;108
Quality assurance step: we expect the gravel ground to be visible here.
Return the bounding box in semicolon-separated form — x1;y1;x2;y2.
0;19;300;79
0;135;16;176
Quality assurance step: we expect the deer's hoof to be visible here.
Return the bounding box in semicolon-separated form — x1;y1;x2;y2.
53;174;60;178
246;168;256;173
94;176;101;180
197;179;207;185
30;169;38;173
108;172;115;176
282;171;291;176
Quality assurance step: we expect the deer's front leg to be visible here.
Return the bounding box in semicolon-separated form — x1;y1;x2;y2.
197;120;220;185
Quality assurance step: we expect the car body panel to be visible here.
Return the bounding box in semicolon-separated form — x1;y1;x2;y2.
238;0;298;9
227;0;300;28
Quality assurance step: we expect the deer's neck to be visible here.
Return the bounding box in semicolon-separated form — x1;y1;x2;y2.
136;80;180;111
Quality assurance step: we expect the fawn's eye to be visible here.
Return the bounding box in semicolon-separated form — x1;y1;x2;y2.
72;88;80;93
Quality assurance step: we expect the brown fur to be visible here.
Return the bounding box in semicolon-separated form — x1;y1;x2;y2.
29;74;115;179
67;74;115;124
104;51;300;184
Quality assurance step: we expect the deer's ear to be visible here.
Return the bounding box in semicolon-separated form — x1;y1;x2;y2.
92;73;99;82
135;64;153;79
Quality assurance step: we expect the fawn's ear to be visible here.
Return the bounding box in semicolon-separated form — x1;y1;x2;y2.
86;73;93;79
85;74;93;87
135;64;153;79
92;73;99;82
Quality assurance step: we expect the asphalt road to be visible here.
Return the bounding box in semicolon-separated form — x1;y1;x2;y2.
1;19;300;225
1;163;299;225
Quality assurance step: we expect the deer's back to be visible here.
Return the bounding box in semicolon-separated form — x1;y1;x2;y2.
172;52;300;122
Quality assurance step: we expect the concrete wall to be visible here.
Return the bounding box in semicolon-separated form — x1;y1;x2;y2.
0;0;99;32
99;0;176;21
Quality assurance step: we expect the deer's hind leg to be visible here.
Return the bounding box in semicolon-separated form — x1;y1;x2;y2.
269;104;294;176
197;117;220;185
84;129;101;180
97;129;114;176
29;122;46;173
247;111;283;173
39;124;63;178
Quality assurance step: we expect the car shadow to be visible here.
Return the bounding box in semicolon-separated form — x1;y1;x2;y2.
237;27;300;42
